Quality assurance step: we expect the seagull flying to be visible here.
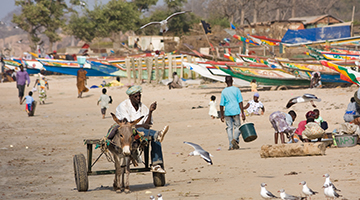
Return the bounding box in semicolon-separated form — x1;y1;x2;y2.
323;184;342;199
183;141;213;165
14;25;19;29
260;183;279;199
80;1;86;7
286;94;321;108
279;189;306;200
323;174;341;192
140;11;190;33
300;181;317;199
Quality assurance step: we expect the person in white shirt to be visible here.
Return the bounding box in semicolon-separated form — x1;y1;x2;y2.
114;85;169;173
243;92;265;116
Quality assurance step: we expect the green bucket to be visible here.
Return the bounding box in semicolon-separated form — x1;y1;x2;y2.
240;122;257;142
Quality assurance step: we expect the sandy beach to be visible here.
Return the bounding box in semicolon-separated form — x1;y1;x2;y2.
0;75;359;200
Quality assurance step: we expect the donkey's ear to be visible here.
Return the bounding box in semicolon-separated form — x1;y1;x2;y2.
131;116;144;126
111;113;122;124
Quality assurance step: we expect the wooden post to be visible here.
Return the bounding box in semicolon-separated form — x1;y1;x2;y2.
180;55;184;78
168;55;172;79
264;46;266;56
351;6;355;37
155;56;159;83
161;55;165;80
125;57;131;83
146;57;152;83
131;57;136;84
137;58;142;83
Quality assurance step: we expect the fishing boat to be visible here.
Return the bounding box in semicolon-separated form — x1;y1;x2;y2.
218;64;310;87
199;60;269;77
37;59;112;76
4;59;43;74
276;59;350;85
183;62;249;86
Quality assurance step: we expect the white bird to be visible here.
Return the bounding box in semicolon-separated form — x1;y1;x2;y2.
300;181;317;199
149;195;155;200
14;25;19;29
260;183;279;199
80;1;86;7
0;21;5;25
140;11;190;33
157;193;163;200
183;141;213;165
279;189;306;200
323;174;341;192
323;184;342;199
286;94;321;108
17;39;23;44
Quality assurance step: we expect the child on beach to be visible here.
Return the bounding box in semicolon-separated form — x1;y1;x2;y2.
21;91;34;115
250;79;257;92
97;88;110;119
208;95;218;119
313;108;328;131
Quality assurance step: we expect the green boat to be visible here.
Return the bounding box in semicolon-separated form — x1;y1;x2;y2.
218;65;310;87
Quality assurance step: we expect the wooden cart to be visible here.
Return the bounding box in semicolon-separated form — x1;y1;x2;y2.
73;139;166;191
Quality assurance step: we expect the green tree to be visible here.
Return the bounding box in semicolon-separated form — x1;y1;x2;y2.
12;0;72;51
67;0;141;43
132;0;158;12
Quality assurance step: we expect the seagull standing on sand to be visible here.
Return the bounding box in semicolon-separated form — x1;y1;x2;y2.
157;193;163;200
140;11;189;33
300;181;317;199
286;94;321;108
323;184;342;199
183;141;213;165
260;183;279;199
149;195;155;200
323;174;341;192
279;189;306;200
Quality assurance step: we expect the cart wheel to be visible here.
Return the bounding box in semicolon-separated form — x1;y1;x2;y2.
73;154;88;191
152;164;166;187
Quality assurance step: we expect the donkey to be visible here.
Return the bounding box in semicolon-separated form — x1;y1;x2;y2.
108;113;143;193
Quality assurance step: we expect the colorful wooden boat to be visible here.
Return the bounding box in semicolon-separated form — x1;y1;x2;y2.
218;65;310;87
276;59;349;84
37;59;111;76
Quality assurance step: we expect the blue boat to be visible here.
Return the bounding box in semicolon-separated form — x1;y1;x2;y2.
37;59;115;76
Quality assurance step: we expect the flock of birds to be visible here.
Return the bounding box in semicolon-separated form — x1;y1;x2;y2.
260;174;342;199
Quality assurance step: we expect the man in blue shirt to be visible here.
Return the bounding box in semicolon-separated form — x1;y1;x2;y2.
220;76;246;150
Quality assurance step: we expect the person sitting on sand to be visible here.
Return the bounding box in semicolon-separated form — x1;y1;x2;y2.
243;92;264;116
168;72;182;89
344;97;360;122
313;108;328;131
295;111;316;142
310;72;322;88
269;110;297;144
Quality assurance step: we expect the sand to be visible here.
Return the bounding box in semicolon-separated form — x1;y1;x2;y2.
0;75;359;200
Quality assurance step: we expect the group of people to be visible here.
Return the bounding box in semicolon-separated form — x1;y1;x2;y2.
15;65;49;116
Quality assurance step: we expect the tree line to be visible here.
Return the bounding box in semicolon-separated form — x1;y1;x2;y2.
11;0;359;51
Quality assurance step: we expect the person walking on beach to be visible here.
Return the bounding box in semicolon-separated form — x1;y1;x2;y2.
208;95;218;119
33;69;49;104
16;65;30;105
97;88;110;119
21;91;35;116
76;66;88;98
220;76;246;150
